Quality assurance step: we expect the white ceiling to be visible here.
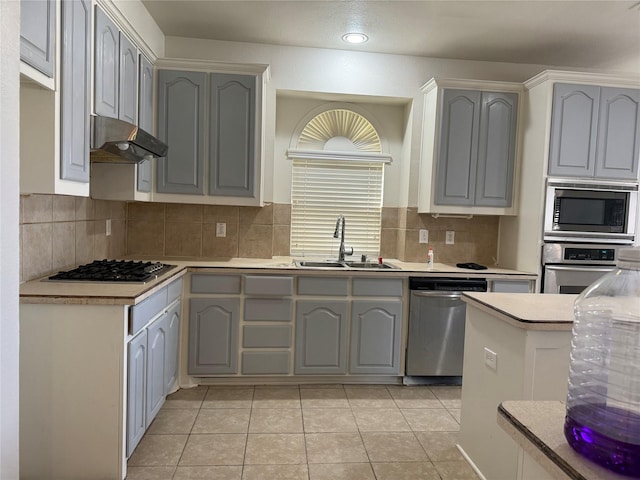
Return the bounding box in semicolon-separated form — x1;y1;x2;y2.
141;1;640;70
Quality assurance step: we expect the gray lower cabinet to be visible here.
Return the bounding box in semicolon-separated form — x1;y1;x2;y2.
294;300;349;374
60;0;91;183
349;300;403;375
157;70;207;194
126;329;147;457
20;0;55;78
549;83;640;180
145;313;167;428
188;298;240;374
164;300;181;392
436;89;517;207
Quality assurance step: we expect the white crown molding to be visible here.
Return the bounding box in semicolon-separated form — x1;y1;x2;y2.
421;77;524;93
525;69;640;89
155;57;270;78
96;0;160;62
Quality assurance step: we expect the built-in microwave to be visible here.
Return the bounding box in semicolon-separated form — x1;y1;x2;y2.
544;179;638;244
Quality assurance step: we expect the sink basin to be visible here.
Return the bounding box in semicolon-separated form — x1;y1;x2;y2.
344;261;397;269
295;260;397;269
295;261;346;268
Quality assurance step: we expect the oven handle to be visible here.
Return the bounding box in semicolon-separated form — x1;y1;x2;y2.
544;265;616;273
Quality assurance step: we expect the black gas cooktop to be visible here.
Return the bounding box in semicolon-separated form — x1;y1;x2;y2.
47;260;176;283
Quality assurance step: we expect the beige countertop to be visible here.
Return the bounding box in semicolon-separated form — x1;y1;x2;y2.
498;400;631;480
462;292;576;330
20;256;537;305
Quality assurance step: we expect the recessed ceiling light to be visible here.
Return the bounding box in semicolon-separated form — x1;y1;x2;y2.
342;33;368;44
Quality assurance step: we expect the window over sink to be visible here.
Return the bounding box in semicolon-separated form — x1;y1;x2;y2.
287;106;392;258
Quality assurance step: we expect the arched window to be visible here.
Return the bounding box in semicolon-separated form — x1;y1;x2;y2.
288;106;391;258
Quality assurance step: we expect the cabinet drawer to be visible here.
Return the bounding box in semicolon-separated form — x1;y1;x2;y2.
352;278;403;297
191;274;241;294
131;287;167;335
491;280;532;293
298;277;349;296
244;298;293;322
167;278;183;303
244;275;293;296
243;325;292;348
241;352;290;374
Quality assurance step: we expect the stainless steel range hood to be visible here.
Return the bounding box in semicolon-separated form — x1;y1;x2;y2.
90;116;168;164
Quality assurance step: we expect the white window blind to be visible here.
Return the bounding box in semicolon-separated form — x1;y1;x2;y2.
290;157;384;258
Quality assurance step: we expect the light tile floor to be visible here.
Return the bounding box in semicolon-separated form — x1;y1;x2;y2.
126;384;480;480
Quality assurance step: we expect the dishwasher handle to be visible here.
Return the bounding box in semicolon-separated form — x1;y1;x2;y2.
411;290;463;299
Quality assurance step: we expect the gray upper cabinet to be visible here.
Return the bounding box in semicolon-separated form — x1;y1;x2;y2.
475;92;518;206
294;300;349;374
595;87;640;180
549;83;640;180
349;300;402;375
435;89;517;207
435;89;480;206
138;55;154;132
118;33;138;125
60;0;91;183
94;7;138;124
20;0;55;78
157;70;207;194
209;73;257;197
188;298;239;374
94;8;119;118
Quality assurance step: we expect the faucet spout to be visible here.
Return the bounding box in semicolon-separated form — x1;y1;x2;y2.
334;215;352;262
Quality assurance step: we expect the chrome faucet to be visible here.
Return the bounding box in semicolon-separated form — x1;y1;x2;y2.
333;215;353;262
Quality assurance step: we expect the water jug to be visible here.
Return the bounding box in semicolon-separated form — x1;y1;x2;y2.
564;247;640;476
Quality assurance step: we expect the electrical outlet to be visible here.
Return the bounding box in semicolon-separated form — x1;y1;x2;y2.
445;230;455;245
216;223;226;237
105;219;111;237
484;347;497;371
419;229;429;244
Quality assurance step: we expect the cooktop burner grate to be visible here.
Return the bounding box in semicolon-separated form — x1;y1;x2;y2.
47;260;176;283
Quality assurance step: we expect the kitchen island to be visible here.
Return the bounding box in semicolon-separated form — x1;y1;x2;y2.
498;400;631;480
458;292;575;480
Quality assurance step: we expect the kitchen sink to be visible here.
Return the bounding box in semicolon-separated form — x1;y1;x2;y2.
295;261;347;268
344;261;398;269
295;260;398;270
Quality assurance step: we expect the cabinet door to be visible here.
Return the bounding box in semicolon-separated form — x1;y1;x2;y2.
20;0;55;77
118;33;138;125
209;73;257;197
146;314;167;428
294;300;348;374
548;83;600;178
188;298;239;374
164;300;181;393
60;0;91;183
475;92;518;207
157;70;207;194
349;300;402;375
94;8;119;118
137;158;152;192
435;89;481;205
127;329;147;457
595;87;640;180
138;55;154;132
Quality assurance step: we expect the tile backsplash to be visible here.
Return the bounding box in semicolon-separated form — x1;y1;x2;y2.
20;194;126;282
20;197;499;282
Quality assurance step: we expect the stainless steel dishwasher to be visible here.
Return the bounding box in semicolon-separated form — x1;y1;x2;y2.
405;277;487;382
